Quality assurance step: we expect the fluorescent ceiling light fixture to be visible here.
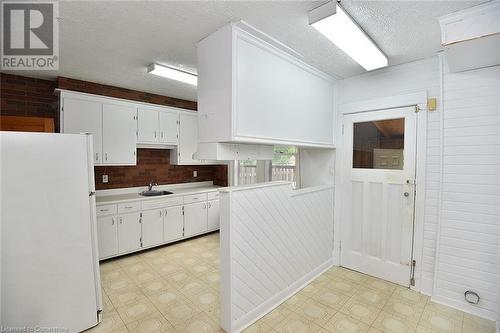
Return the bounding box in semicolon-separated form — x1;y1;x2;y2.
147;63;197;86
309;2;388;71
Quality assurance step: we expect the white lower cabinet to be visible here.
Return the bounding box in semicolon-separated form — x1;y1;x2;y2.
207;199;220;231
164;206;184;242
118;212;142;253
184;201;208;237
96;191;220;260
141;209;164;248
97;215;118;259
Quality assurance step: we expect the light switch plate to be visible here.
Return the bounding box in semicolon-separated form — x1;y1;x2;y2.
102;175;108;183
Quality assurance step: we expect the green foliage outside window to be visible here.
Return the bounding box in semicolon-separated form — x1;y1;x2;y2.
273;146;297;166
238;146;297;166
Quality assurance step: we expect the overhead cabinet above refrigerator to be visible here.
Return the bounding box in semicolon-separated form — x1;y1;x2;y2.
197;21;336;150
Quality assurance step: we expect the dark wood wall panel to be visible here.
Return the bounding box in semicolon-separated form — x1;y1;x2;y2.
57;77;197;110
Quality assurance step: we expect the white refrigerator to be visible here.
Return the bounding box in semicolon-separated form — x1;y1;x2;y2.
0;132;103;332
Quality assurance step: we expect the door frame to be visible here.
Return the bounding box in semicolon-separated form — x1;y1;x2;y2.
334;91;428;292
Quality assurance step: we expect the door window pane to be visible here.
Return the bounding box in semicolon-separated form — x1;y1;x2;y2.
353;118;404;169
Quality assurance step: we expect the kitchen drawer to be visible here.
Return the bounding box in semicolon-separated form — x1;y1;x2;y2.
142;196;183;210
117;201;141;213
96;204;117;216
207;191;219;200
184;193;207;204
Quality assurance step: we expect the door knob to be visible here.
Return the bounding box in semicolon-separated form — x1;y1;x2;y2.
404;192;410;197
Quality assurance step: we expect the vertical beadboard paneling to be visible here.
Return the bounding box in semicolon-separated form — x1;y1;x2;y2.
434;65;500;319
337;57;441;294
220;183;334;332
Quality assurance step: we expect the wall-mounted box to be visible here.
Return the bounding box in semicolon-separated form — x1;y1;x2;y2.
439;2;500;72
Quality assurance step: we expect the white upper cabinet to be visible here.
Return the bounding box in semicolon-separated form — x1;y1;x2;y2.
62;97;103;164
137;108;159;143
137;107;179;145
174;113;198;164
102;103;137;165
59;90;201;165
197;21;336;148
171;112;214;165
159;111;179;145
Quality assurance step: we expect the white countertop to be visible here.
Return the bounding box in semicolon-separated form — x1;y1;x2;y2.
219;181;334;197
96;181;221;205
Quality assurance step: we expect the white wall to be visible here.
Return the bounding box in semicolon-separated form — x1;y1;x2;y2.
336;57;441;294
219;182;334;332
299;148;335;188
432;63;500;320
335;56;500;321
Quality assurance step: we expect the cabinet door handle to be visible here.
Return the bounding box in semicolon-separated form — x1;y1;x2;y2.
160;210;162;217
203;203;206;209
125;206;133;209
119;217;122;224
95;152;99;161
111;217;115;225
161;131;164;139
164;209;167;216
105;153;108;161
154;131;157;138
208;202;211;208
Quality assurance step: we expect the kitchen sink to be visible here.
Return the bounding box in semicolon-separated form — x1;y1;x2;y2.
140;190;173;197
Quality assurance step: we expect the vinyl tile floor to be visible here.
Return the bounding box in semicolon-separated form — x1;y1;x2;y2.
88;232;496;333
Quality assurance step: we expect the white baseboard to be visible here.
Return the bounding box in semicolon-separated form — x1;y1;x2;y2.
231;258;334;333
431;295;497;322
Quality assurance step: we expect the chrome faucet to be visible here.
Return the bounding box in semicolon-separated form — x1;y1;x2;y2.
148;182;158;191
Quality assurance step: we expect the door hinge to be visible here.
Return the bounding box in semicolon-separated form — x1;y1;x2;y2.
140;237;143;247
414;105;420;113
410;260;416;286
182;206;185;215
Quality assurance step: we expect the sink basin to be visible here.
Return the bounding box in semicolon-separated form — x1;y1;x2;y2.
140;190;173;197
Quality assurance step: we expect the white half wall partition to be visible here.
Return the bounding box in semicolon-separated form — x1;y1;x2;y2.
219;182;334;333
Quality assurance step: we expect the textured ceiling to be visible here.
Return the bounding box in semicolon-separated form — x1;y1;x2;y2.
3;0;484;101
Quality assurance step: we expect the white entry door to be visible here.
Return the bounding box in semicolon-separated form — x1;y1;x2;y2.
341;106;417;286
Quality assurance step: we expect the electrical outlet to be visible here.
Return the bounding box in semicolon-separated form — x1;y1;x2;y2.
193;171;198;177
102;175;108;183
